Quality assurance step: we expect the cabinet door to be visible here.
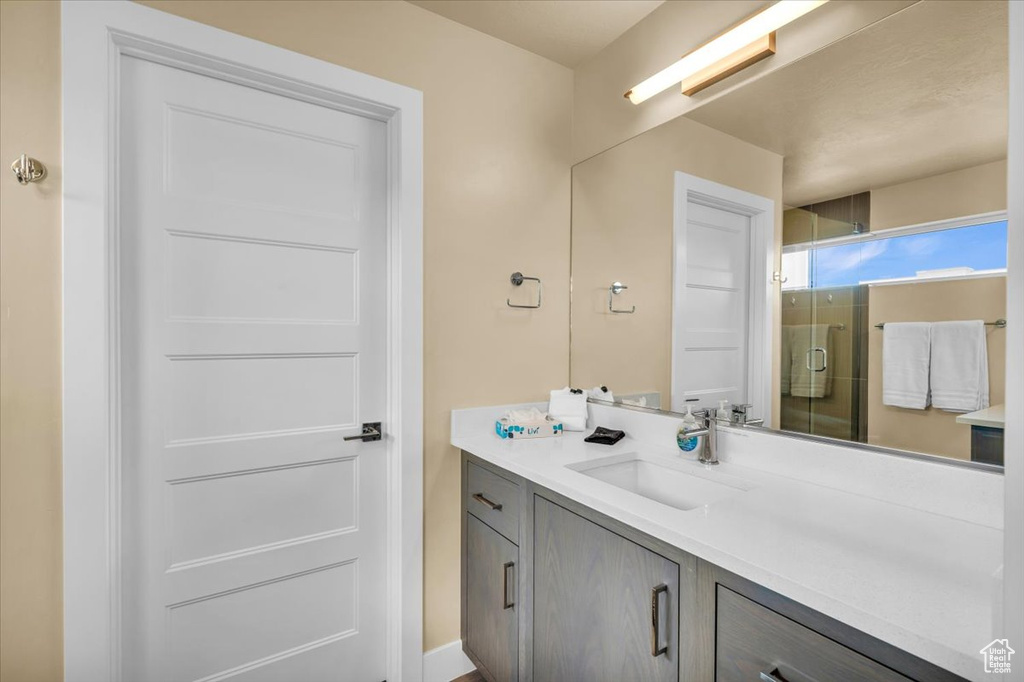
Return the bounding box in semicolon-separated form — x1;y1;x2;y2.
533;498;679;682
467;514;519;682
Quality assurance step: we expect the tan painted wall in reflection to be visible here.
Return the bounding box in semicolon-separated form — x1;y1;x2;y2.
570;115;783;421
872;160;1007;231
868;277;1007;460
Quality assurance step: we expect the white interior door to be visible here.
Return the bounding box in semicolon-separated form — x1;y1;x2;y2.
672;200;751;413
119;55;387;682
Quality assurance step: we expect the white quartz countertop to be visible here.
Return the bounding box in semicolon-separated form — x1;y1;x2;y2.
452;406;1003;682
956;404;1006;429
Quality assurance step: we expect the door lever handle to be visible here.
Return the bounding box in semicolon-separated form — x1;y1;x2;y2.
344;422;382;442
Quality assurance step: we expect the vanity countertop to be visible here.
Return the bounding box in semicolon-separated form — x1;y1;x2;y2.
956;404;1005;429
452;405;1003;682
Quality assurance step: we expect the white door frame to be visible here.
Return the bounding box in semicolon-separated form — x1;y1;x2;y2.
1003;0;1023;659
61;3;423;680
671;172;775;423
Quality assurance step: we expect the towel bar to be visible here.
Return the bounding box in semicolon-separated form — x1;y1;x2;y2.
874;319;1006;329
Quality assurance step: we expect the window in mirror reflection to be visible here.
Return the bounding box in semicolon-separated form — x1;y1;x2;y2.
782;220;1008;290
779;214;1007;465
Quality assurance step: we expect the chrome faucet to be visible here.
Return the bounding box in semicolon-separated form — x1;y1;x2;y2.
730;404;764;427
681;409;719;465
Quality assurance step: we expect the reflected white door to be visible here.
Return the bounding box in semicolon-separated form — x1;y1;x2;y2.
672;201;751;412
119;55;387;681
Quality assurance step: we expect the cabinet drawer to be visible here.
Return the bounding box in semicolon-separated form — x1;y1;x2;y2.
466;461;520;543
716;587;913;682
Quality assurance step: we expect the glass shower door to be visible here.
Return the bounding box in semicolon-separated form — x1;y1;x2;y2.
780;208;865;443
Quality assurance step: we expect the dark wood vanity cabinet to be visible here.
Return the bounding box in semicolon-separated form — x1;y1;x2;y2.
462;461;522;682
465;515;519;682
460;451;965;682
715;587;912;682
533;497;679;682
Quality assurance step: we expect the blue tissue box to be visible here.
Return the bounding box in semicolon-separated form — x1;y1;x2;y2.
495;416;563;439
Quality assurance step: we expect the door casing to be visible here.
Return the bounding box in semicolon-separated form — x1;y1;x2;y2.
671;171;775;425
61;2;424;680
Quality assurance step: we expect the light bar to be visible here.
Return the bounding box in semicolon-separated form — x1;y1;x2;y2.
624;0;828;105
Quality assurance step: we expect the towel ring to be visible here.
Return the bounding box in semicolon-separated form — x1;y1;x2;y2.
609;282;635;314
507;272;542;309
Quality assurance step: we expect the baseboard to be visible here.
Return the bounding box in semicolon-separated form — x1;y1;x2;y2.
423;640;476;682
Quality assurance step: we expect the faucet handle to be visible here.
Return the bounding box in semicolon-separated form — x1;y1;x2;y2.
730;404;753;423
689;407;713;422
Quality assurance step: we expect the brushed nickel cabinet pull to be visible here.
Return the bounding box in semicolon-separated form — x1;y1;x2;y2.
502;561;515;609
472;493;502;511
650;583;668;657
759;669;787;682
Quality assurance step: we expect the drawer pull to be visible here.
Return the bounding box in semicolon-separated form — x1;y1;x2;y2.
502;561;515;609
650;583;668;657
472;492;503;511
759;669;787;682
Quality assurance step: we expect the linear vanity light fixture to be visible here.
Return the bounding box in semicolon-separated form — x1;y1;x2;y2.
624;0;828;105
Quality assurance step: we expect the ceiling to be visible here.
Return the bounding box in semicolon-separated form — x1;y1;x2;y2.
684;0;1008;207
408;0;664;67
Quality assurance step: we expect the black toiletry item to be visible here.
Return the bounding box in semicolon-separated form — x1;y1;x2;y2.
584;427;625;445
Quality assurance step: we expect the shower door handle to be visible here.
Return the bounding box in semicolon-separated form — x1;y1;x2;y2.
805;347;827;372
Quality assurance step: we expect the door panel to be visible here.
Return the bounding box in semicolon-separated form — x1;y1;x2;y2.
674;201;751;412
165;231;359;323
533;498;679;682
119;55;387;681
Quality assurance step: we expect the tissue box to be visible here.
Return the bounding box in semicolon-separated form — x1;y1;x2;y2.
495;416;563;439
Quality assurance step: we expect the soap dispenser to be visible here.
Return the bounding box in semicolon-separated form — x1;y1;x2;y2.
717;400;730;423
677;405;701;453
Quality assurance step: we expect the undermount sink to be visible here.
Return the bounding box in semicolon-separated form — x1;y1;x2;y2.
567;452;754;511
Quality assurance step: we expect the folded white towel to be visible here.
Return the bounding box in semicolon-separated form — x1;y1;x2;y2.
882;322;931;409
589;386;615;403
789;324;833;398
549;387;588;431
931;320;989;413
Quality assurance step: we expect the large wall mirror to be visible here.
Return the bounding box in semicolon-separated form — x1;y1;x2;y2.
570;0;1008;466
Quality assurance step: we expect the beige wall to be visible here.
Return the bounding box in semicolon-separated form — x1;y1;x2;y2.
871;159;1008;231
0;3;64;681
0;1;572;676
867;162;1008;461
868;277;1007;459
570;114;783;420
572;0;915;164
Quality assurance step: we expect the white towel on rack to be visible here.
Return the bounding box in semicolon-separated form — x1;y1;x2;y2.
930;320;989;413
788;324;832;398
882;322;931;409
548;387;588;431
